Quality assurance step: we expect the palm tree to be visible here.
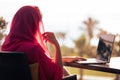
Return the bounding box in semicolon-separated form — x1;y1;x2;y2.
83;17;98;45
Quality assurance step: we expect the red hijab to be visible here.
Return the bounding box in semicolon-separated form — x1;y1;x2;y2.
1;6;62;80
2;6;45;51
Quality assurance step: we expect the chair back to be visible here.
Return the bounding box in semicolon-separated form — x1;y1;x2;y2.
0;51;32;80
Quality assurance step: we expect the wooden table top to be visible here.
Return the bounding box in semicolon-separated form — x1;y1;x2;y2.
63;57;120;74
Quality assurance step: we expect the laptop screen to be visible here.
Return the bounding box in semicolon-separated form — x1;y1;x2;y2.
96;34;115;62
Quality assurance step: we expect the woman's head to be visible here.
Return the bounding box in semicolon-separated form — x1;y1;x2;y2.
9;5;43;41
2;5;48;54
2;5;51;57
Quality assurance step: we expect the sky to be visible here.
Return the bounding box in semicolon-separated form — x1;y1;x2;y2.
0;0;120;47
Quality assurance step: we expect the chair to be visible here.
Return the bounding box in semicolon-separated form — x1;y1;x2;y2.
0;51;32;80
0;51;77;80
29;62;77;80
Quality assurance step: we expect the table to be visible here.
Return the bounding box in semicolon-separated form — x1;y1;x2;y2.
63;57;120;80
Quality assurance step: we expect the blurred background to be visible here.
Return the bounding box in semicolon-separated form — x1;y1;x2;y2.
0;0;120;80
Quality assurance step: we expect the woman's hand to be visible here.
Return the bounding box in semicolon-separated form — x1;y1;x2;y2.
42;32;59;47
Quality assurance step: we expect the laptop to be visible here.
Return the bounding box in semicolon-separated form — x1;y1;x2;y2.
76;34;115;64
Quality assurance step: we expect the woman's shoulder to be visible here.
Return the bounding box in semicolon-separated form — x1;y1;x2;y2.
21;42;40;47
19;42;44;52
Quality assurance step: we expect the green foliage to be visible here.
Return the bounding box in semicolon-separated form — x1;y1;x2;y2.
0;17;8;29
73;34;87;48
61;45;74;56
0;16;8;45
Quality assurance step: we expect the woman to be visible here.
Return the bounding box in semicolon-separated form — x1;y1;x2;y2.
1;5;63;80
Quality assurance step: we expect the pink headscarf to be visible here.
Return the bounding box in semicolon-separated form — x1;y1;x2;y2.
1;6;62;80
2;5;49;56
